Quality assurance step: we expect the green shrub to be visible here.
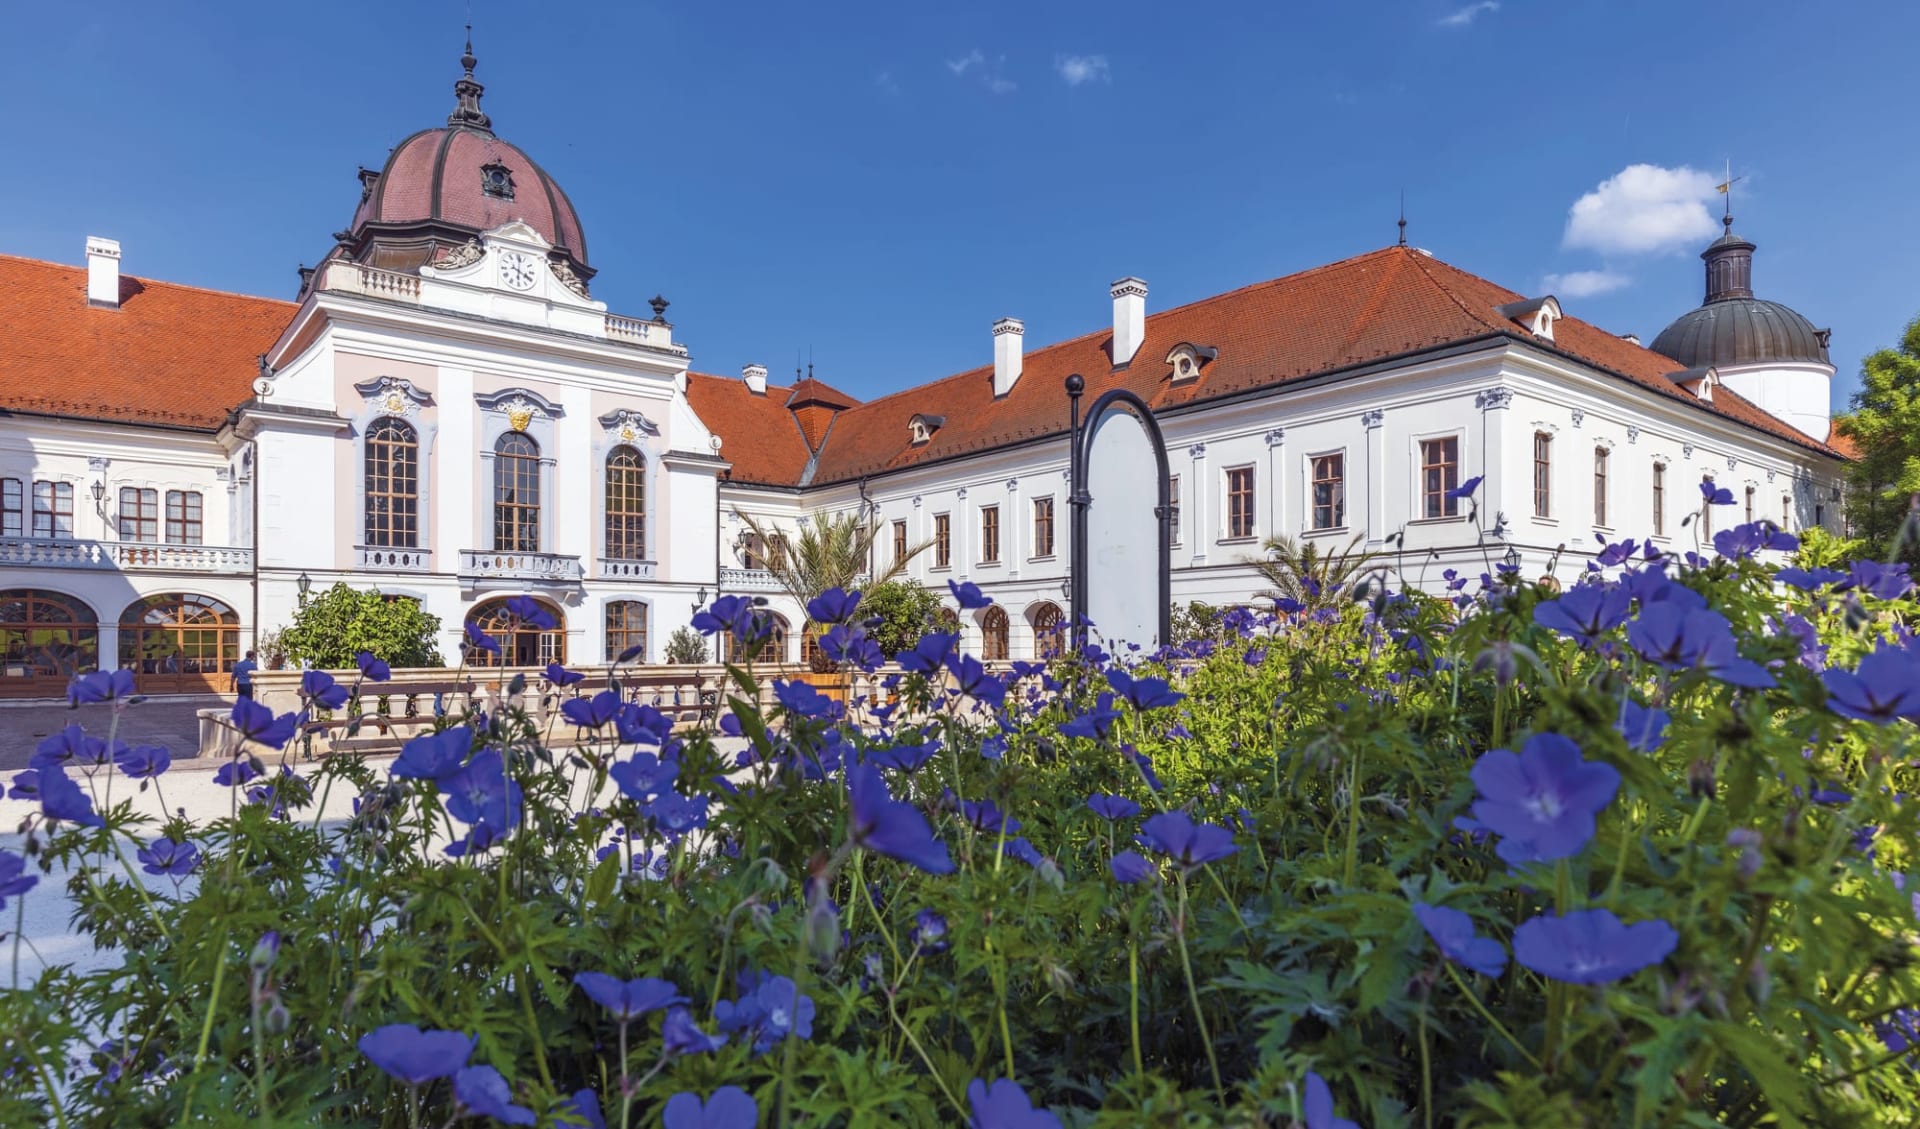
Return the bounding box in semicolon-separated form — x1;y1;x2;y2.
859;579;943;657
664;625;709;664
280;582;443;668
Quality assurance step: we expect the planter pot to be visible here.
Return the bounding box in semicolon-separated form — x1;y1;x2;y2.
796;668;850;705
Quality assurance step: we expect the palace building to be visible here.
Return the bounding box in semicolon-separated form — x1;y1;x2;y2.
0;46;1849;695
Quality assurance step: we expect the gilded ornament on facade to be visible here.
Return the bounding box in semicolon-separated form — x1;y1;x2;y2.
505;397;537;432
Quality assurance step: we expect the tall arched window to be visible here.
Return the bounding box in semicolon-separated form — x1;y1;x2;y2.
1030;603;1064;658
605;601;649;664
467;597;566;667
981;605;1009;661
365;417;420;548
494;432;541;551
724;612;789;663
0;589;99;696
605;446;647;561
118;593;239;693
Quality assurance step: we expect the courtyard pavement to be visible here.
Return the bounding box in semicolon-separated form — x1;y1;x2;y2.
0;695;223;772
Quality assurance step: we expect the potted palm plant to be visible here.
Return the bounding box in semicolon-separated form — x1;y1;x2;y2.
1243;534;1389;614
736;507;928;701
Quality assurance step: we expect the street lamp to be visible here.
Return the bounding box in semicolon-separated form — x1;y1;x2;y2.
693;586;708;613
90;479;107;517
296;571;312;602
1503;546;1522;571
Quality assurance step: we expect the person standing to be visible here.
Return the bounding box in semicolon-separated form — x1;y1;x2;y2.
232;650;259;700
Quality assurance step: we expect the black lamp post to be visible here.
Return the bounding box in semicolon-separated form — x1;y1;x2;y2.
90;479;107;518
296;571;312;603
1503;545;1522;571
693;586;708;613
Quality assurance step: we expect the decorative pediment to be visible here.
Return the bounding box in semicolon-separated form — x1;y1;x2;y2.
354;375;435;417
476;387;566;432
598;407;661;444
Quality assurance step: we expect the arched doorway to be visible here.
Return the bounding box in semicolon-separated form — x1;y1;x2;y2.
723;612;790;664
980;606;1009;661
119;593;239;694
1029;602;1064;658
467;597;566;667
0;589;99;698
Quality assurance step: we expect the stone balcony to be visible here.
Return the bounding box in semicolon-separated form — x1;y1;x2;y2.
718;566;783;593
457;548;584;584
0;536;254;573
599;558;657;580
356;546;434;573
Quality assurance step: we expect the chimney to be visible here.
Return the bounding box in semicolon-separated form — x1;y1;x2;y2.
992;317;1024;397
742;363;768;395
86;236;122;308
1111;277;1147;367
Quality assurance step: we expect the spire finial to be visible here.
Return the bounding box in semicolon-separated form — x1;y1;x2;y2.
1397;190;1407;246
448;25;492;131
1715;158;1742;235
461;23;476;75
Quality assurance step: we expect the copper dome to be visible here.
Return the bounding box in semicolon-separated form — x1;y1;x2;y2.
1649;220;1828;369
337;39;590;281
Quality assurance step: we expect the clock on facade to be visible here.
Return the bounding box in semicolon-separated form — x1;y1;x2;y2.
498;251;538;291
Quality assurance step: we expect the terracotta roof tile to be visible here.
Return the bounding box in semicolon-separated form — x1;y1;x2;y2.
683;373;815;486
0;253;296;431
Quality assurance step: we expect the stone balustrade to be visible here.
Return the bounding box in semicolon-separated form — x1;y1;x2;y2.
0;536;253;573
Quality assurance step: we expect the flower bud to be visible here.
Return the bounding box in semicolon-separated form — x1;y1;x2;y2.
804;897;841;965
248;931;280;971
264;998;291;1035
1726;829;1763;881
1687;758;1716;799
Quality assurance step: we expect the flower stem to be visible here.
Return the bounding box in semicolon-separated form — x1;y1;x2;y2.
1417;995;1434;1129
1173;873;1226;1105
1128;938;1144;1078
885;988;967;1119
1441;961;1542;1070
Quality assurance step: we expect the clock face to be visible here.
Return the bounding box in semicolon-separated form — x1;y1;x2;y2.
499;251;538;291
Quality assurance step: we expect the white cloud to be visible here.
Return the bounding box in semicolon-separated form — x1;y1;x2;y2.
986;75;1018;95
1054;54;1110;86
1437;1;1499;27
1542;269;1632;298
1562;163;1721;256
946;49;983;76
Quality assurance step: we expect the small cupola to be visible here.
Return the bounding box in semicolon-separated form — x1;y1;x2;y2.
909;413;945;446
1495;296;1563;342
1164;342;1217;383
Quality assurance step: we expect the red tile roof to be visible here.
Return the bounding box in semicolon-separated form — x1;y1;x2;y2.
0;253;296;431
683;373;816;487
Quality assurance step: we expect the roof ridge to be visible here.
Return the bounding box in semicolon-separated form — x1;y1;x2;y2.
0;252;298;309
1395;246;1509;333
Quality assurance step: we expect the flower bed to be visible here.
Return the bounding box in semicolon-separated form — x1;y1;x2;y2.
2;518;1919;1127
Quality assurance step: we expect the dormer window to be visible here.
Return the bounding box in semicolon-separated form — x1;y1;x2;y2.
909;413;945;446
1667;366;1718;403
480;161;515;200
1495;296;1563;342
1164;342;1218;383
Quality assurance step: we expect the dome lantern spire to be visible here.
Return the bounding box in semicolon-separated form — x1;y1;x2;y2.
448;25;492;133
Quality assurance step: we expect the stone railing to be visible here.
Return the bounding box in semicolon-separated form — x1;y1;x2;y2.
318;260;422;303
0;536;252;573
718;567;783;592
457;549;584;583
599;558;657;580
356;545;434;573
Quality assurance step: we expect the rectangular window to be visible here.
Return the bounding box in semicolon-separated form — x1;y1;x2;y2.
118;487;157;542
1651;462;1666;537
980;505;1000;564
892;520;907;567
1;478;21;537
1032;496;1054;557
1311;454;1345;530
1744;485;1755;523
1420;436;1460;519
1532;432;1552;518
1225;466;1256;539
1701;476;1715;537
1593;447;1609;527
933;513;951;568
33;481;75;540
768;533;789;570
165;490;203;544
1167;476;1182;543
1815;502;1825;527
1781;494;1791;530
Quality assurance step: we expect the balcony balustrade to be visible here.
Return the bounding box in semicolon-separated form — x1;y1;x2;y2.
458;549;584;583
717;566;783;592
599;558;657;580
0;536;253;573
356;546;434;573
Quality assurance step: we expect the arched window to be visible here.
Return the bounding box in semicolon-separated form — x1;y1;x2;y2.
0;589;99;696
800;628;819;668
605;446;647;561
118;593;239;693
1030;602;1064;658
724;612;789;664
981;606;1009;661
605;601;649;664
365;417;420;548
493;432;541;552
467;597;566;667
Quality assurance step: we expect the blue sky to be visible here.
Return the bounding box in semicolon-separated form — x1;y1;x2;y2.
2;1;1912;412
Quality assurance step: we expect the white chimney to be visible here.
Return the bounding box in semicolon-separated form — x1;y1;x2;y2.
1111;276;1147;367
992;317;1024;397
742;363;768;395
86;236;122;308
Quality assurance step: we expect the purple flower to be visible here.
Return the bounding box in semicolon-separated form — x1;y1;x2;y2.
1626;604;1775;688
67;668;137;705
774;679;836;719
31;724;111;770
848;765;954;874
1469;733;1618;864
897;632;958;675
1058;693;1122;741
559;1090;607;1129
967;1078;1062;1129
440;749;521;839
716;970;815;1055
463;622;501;655
868;742;938;773
356;651;392;681
1002;837;1042;866
562;690;624;729
502;595;557;629
1413;903;1506;978
948;580;993;610
664;1087;758;1129
1445;474;1484;501
1700;480;1735;506
1847;560;1914;601
945;654;1008;708
0;849;40;908
822;624;885;670
1087;793;1140;821
300;669;351;710
1303;1071;1359;1129
662;1007;728;1057
545;661;585;688
692;595;758;638
136;837;198;877
573;973;686;1020
452;1064;535;1126
1532;584;1631;647
961;798;1019;835
114;743;172;780
229;698;298;749
616;703;673;747
1109;850;1155;884
610;753;678;802
391;727;473;782
1776;566;1845;592
1138;810;1237;869
911;909;948;952
38;764;103;827
806;587;863;624
7;770;39;801
1823;640;1920;724
645;791;709;836
1107;669;1184;711
357;1024;475;1086
1512;908;1678;984
1616;700;1670;753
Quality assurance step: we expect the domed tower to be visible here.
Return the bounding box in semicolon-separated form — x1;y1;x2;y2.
1650;210;1834;439
329;34;592;289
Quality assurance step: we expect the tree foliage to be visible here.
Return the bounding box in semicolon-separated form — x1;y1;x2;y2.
1835;314;1920;564
1243;533;1387;610
663;626;708;665
280;583;443;669
858;579;944;658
